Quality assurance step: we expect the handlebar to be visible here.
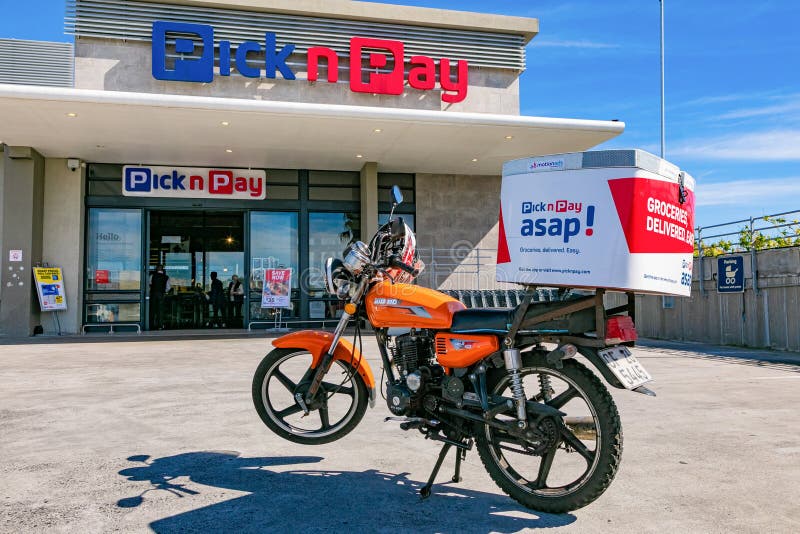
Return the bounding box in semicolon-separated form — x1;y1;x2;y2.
388;255;419;276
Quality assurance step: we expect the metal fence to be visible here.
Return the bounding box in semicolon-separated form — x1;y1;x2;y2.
696;209;800;299
696;209;800;253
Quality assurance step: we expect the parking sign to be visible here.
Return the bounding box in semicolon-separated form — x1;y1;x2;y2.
717;256;745;293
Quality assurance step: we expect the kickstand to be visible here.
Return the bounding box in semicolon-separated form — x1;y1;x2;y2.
420;443;452;499
452;447;465;483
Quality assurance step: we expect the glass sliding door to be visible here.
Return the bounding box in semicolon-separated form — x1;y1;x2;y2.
148;210;244;329
249;212;299;325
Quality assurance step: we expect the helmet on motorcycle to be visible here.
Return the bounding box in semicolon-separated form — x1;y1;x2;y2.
384;218;425;284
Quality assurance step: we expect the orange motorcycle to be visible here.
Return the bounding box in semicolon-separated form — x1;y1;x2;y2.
253;186;651;513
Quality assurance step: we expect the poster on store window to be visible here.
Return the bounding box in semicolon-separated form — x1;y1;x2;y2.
33;267;67;311
261;269;292;308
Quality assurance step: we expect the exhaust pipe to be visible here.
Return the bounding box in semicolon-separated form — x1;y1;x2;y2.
565;416;597;441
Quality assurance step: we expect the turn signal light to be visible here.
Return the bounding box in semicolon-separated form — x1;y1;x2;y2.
344;303;357;315
605;316;637;345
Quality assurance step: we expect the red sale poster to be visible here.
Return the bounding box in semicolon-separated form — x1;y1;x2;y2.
261;269;292;308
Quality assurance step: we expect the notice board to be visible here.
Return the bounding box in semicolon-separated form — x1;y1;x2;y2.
33;267;67;311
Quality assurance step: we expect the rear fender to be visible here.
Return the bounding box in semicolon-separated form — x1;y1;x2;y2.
272;330;377;406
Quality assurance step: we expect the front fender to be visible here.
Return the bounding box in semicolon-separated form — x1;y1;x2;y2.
272;330;377;406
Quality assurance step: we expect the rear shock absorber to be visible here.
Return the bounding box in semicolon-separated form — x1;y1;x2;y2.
538;373;554;403
503;348;528;428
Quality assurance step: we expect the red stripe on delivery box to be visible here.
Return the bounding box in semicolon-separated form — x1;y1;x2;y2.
497;206;511;264
608;177;695;254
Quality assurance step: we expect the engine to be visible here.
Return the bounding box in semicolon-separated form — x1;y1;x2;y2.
392;334;432;376
386;333;434;416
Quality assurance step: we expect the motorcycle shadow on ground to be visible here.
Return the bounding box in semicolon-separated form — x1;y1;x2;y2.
117;451;576;533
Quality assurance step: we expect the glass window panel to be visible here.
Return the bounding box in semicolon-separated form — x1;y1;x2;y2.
309;298;347;320
309;170;360;186
265;185;299;200
308;212;360;293
250;212;299;291
85;293;140;302
87;163;122;180
309;187;360;201
86;208;142;290
378;173;414;188
164;252;194;289
249;297;300;322
266;169;299;184
204;252;245;287
379;213;415;230
85;302;141;323
378;187;414;204
88;180;122;196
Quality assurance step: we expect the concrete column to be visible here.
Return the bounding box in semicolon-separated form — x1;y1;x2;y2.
42;158;86;334
0;145;4;271
360;161;378;240
0;146;45;337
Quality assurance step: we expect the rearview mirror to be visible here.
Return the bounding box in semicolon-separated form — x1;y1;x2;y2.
391;185;404;205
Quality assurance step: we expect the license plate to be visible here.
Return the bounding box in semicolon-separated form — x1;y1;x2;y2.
598;346;652;390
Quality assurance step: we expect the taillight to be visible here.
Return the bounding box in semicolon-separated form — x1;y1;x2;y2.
605;316;637;345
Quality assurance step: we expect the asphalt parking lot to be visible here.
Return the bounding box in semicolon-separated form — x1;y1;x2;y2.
1;336;799;533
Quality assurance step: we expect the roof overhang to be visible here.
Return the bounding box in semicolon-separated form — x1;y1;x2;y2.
0;84;624;175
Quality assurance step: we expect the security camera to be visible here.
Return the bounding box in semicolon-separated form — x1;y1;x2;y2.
67;158;80;171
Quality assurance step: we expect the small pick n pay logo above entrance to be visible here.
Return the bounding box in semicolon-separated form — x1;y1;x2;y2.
122;166;266;199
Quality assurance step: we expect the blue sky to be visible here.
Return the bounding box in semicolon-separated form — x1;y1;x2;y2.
2;0;799;227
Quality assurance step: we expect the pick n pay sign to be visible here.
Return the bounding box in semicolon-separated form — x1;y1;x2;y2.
122;166;266;200
151;21;469;103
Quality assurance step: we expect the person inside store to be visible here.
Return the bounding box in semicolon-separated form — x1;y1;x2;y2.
190;279;206;328
207;271;226;328
227;274;245;327
149;264;170;330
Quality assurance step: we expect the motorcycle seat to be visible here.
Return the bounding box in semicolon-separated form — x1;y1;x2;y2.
450;296;597;336
450;308;512;334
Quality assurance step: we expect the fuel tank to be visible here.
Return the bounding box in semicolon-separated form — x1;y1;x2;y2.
365;281;466;329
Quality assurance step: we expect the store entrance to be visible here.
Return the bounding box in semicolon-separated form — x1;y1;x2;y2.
148;210;245;330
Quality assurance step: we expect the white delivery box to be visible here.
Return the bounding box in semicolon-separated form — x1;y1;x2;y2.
496;150;696;296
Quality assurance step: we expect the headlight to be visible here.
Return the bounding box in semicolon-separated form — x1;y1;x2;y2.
342;241;371;275
325;257;355;299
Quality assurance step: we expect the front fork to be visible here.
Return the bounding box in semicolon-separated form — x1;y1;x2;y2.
303;278;369;406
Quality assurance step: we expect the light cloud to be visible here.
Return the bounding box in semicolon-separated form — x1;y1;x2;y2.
530;39;619;49
696;177;800;207
674;93;770;108
671;129;800;161
717;96;800;120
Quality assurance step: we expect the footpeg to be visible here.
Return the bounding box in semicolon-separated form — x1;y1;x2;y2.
384;416;440;429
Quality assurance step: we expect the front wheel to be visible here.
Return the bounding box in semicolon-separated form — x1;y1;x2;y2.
475;356;623;513
252;348;368;445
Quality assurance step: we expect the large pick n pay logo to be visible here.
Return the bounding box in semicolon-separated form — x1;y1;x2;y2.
151;21;469;103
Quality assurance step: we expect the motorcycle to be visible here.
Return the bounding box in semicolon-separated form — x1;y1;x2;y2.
252;186;652;513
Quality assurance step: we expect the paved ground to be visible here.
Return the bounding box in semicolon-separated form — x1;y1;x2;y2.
1;336;798;533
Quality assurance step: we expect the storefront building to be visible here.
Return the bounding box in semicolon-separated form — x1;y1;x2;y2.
0;0;624;336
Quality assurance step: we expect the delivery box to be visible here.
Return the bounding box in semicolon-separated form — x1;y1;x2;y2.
496;149;696;296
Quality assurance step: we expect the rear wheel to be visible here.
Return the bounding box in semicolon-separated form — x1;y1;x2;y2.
475;355;622;513
252;348;368;445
